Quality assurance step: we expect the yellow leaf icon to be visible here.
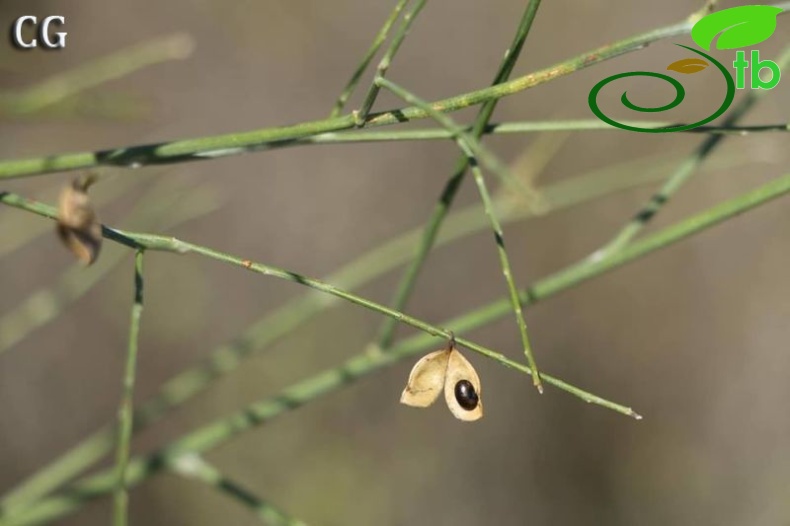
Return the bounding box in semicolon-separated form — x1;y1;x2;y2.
666;58;709;74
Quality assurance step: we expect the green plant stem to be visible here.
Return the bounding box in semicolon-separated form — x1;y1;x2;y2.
0;119;778;183
374;0;543;350
594;44;790;257
7;170;790;526
9;92;151;121
374;80;534;200
376;76;544;392
0;181;220;357
170;454;307;526
355;0;427;124
0;191;629;411
3;0;788;520
0;333;639;525
112;250;144;526
692;0;720;20
296;121;790;146
0;149;747;516
0;34;194;115
0;174;145;261
0;118;774;186
12;1;790;181
329;0;411;117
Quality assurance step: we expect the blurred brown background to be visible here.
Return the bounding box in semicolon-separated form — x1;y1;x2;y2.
2;1;790;524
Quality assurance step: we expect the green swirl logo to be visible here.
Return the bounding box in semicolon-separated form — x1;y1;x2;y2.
589;45;734;133
588;5;783;133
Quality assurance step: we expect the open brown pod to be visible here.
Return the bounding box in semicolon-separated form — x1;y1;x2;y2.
443;348;483;421
399;349;448;408
400;343;483;422
56;176;102;265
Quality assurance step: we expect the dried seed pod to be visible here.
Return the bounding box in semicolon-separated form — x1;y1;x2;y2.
400;341;483;422
443;348;483;421
56;175;102;265
400;350;448;408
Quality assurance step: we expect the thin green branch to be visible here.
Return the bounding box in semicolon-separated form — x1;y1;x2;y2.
0;117;774;190
329;0;411;117
0;248;121;355
376;76;544;392
112;250;145;526
0;181;220;357
0;174;145;261
0;190;627;411
8;170;790;526
170;454;307;526
374;0;543;350
0;34;194;115
6;92;151;121
0;118;779;185
0;149;746;516
592;44;790;258
297;120;790;146
690;0;720;21
355;0;428;124
0;2;784;520
374;81;535;200
0;334;639;526
12;1;790;180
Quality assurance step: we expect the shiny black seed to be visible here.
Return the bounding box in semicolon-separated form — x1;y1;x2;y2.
454;380;479;410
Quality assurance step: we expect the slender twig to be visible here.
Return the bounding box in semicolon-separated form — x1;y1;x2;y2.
0;116;777;186
590;45;790;259
112;250;145;526
0;334;639;526
170;454;307;526
329;0;411;117
3;2;788;522
0;190;624;410
355;0;428;124
0;181;220;356
0;174;145;261
8;171;790;526
374;0;544;350
294;121;790;146
0;118;781;182
691;0;720;21
376;76;544;392
6;2;790;181
373;78;534;200
0;148;748;516
13;1;790;180
0;34;194;115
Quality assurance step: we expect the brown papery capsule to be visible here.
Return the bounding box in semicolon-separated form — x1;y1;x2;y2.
56;175;102;265
400;340;483;422
443;348;483;422
400;349;450;408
